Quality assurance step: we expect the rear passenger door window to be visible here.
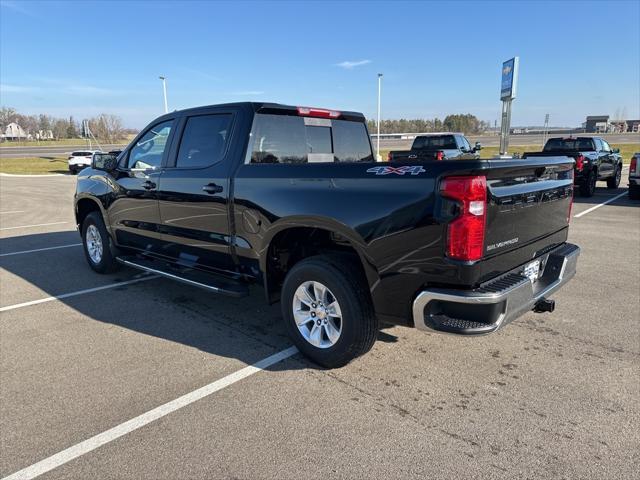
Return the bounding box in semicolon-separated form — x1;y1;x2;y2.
176;114;233;168
594;138;603;151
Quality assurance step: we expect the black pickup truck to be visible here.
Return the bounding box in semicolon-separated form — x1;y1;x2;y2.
523;137;623;197
388;133;481;162
74;102;580;367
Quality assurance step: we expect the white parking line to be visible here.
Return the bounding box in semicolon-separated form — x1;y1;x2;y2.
0;221;69;231
0;243;82;257
574;191;628;218
1;346;298;480
0;276;156;312
0;211;24;214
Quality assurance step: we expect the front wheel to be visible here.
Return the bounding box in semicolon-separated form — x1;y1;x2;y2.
607;166;622;189
81;211;120;273
281;255;378;368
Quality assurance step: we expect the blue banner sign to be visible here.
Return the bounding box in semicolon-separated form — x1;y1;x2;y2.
500;57;519;100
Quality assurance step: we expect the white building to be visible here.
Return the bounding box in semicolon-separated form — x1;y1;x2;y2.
2;122;27;140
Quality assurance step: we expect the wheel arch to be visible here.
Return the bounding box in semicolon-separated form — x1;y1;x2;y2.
75;195;108;232
259;217;379;304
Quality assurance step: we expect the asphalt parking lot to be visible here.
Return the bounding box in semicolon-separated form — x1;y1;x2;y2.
1;173;638;479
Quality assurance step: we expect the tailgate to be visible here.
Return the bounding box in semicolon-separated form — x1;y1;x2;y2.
483;157;574;259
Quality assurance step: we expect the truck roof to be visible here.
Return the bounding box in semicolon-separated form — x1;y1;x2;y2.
155;102;366;122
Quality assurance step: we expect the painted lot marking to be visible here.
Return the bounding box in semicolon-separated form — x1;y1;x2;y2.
0;221;68;231
574;191;628;218
1;346;298;480
0;211;24;214
0;243;82;257
0;276;156;312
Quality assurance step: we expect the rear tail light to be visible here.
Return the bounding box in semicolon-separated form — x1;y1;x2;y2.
296;107;341;119
440;175;487;261
387;151;392;162
631;157;637;174
435;151;444;161
575;154;584;171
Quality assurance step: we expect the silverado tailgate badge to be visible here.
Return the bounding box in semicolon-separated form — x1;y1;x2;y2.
367;166;426;176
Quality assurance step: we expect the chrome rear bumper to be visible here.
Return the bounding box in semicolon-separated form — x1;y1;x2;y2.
412;243;580;335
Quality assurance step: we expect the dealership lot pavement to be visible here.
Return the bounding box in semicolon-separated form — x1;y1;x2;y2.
1;175;638;479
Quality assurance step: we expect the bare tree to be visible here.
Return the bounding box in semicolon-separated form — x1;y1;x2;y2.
88;114;125;143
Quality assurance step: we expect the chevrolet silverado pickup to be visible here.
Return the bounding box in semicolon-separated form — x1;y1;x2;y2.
523;137;623;197
388;133;481;162
74;102;580;367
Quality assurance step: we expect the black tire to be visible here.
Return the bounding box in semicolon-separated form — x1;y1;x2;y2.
81;211;120;274
607;166;622;189
579;169;597;197
629;185;640;200
281;255;378;368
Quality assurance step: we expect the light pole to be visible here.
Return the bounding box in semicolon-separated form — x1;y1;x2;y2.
159;76;168;113
376;73;383;161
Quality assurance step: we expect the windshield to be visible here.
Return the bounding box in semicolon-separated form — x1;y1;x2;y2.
412;135;457;150
544;138;594;151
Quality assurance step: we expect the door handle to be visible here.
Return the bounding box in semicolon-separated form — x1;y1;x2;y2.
202;183;223;194
142;180;156;190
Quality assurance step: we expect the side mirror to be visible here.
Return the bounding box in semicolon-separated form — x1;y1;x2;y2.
612;148;620;154
92;153;119;172
474;142;482;151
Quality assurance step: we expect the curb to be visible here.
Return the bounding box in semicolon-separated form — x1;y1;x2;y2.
0;172;68;178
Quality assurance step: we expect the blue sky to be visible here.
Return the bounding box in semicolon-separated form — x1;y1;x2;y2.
1;0;638;128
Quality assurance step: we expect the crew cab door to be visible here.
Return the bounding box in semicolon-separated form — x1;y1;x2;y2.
156;110;238;273
108;119;175;252
599;139;615;178
457;135;476;159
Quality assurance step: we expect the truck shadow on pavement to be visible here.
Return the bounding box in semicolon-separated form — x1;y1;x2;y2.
573;186;637;206
1;231;397;370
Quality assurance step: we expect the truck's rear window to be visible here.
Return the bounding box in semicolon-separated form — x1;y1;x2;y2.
412;135;457;150
249;114;373;164
544;138;594;151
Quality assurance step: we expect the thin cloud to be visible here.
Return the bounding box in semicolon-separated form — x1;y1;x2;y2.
0;0;36;17
335;60;372;69
1;81;131;97
0;84;41;93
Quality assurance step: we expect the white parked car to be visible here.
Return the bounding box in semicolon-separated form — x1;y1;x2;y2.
68;150;101;174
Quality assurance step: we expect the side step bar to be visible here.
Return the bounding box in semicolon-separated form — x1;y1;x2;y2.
116;256;249;298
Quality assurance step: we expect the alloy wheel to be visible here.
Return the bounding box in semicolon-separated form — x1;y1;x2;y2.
86;224;103;264
292;281;342;349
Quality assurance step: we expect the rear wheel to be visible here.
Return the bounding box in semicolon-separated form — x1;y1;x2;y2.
580;170;597;197
607;166;621;189
81;211;120;273
281;255;377;368
629;185;640;200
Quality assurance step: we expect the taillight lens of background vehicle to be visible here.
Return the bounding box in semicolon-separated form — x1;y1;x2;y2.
575;154;584;171
296;107;341;119
440;175;487;261
436;151;444;161
387;151;392;161
631;157;638;174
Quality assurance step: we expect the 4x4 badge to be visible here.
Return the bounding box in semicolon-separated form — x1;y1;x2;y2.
366;166;426;176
